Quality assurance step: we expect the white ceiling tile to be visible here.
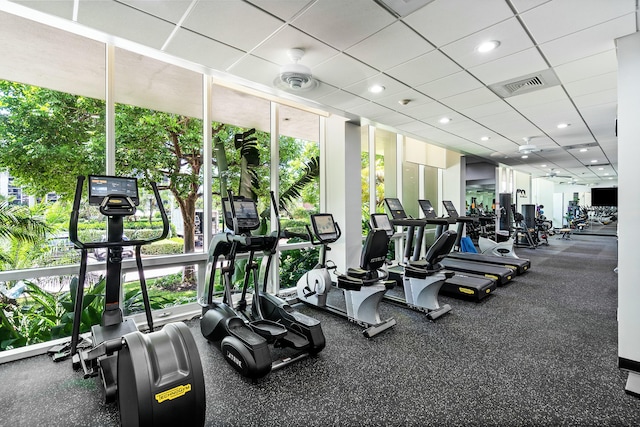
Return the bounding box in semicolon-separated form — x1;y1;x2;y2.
469;48;548;85
346;22;434;71
349;102;395;120
342;74;410;100
402;101;454;121
385;49;461;87
77;1;175;49
183;1;284;52
572;88;617;109
251;25;338;68
374;89;434;111
165;28;245;72
118;0;193;23
564;72;616;99
404;0;513;47
521;0;636;44
553;50;617;84
291;0;394;50
459;100;513;120
313;53;378;88
509;0;551;13
247;0;312;21
441;18;534;69
441;87;501;110
228;55;281;88
540;14;636;67
370;111;414;127
316;90;370;111
416;71;483;100
458;100;514;119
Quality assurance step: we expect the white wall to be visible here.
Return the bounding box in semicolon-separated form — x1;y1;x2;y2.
616;30;640;394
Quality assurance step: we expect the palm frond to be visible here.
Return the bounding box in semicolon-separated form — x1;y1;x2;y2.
279;156;320;212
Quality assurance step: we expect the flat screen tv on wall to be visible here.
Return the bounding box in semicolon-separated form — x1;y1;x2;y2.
591;187;617;207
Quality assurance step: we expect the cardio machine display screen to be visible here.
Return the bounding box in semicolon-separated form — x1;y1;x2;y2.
370;213;393;232
88;175;139;206
311;214;337;239
418;199;436;218
223;198;260;231
384;198;407;219
442;200;458;218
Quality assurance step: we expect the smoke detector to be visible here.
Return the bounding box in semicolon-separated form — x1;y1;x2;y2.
273;48;318;92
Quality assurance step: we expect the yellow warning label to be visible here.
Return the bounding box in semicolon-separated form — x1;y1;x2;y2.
155;384;192;403
505;265;517;270
459;287;474;295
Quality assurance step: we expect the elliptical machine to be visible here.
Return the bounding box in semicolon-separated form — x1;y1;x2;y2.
199;191;325;379
292;213;396;338
66;175;205;427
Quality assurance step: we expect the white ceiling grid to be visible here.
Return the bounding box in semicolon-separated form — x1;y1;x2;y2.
4;0;640;186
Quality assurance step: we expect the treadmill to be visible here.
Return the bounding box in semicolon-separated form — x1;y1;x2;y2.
436;200;531;275
380;198;496;301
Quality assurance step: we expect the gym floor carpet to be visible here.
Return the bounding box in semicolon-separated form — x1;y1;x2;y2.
1;232;638;426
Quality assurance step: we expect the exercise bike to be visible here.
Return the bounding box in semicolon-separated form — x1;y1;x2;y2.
199;191;325;378
370;213;455;320
291;213;396;338
64;175;205;427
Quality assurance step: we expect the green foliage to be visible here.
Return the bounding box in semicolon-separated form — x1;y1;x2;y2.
0;81;105;198
141;238;184;256
279;245;320;289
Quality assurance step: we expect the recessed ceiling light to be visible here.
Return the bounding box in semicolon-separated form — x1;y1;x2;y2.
579;148;588;152
439;117;451;124
480;136;490;141
368;84;385;93
557;123;570;129
540;164;547;167
521;155;529;159
476;40;500;53
598;167;604;171
609;177;614;180
591;159;598;163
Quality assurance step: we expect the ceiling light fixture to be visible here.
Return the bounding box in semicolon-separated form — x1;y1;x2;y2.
476;40;500;53
521;155;529;159
480;136;490;141
591;159;598;163
439;117;451;124
557;123;570;129
598;167;604;171
368;84;385;94
579;148;588;152
541;164;547;167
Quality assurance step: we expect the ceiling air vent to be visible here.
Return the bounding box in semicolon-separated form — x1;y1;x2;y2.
489;69;561;98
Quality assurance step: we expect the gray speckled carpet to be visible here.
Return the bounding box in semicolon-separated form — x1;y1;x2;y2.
2;233;638;426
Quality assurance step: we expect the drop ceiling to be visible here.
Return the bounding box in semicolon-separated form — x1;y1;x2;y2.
3;0;638;186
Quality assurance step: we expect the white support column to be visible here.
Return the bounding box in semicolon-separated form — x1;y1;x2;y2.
105;44;115;175
268;102;280;294
617;31;640;397
325;116;360;272
202;75;213;260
